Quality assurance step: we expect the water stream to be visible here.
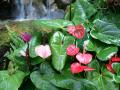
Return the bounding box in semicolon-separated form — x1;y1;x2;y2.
14;0;65;20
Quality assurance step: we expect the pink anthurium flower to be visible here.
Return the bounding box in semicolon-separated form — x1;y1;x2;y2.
70;62;87;74
76;53;92;64
21;32;32;42
35;45;51;59
67;24;85;39
66;44;79;56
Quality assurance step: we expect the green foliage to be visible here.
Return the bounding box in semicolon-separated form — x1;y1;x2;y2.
86;39;118;61
91;19;120;46
72;0;96;24
50;31;75;71
31;62;97;90
29;32;42;58
96;46;118;61
0;70;25;90
87;60;118;90
1;0;120;90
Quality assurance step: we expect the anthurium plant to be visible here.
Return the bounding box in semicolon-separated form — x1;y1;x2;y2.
0;0;120;90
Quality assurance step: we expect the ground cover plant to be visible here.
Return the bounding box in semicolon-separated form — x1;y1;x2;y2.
0;0;120;90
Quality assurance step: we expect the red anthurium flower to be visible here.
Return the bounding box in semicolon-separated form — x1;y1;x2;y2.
67;24;85;39
111;56;120;62
21;32;32;42
84;67;95;71
106;61;115;74
76;53;92;64
35;45;51;59
70;62;87;74
66;44;79;56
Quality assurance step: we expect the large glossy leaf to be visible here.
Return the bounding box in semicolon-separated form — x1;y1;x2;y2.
87;63;118;90
72;0;96;24
50;31;75;71
0;70;25;90
96;46;118;61
30;71;59;90
113;75;120;84
31;62;97;90
86;38;106;53
32;19;73;30
86;39;118;61
90;19;120;46
87;60;100;80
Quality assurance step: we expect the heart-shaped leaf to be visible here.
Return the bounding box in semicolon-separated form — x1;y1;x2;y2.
30;71;58;90
96;46;118;61
31;62;97;90
85;38;118;61
0;70;25;90
90;19;120;46
72;0;96;24
50;31;75;71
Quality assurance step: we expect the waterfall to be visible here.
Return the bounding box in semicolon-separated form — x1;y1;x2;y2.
46;0;51;18
15;0;25;19
15;0;34;20
14;0;65;20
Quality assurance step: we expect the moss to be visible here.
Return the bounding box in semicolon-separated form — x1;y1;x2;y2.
0;29;10;47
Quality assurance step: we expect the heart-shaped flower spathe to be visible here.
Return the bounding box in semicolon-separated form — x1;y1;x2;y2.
67;24;85;39
70;62;95;74
106;62;115;74
70;62;87;74
66;44;79;56
35;45;51;59
76;53;92;64
111;56;120;62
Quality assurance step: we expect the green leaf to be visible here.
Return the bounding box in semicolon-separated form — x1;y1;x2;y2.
50;31;75;71
6;27;25;48
93;75;116;90
0;70;25;90
86;39;106;53
32;19;73;30
31;62;97;90
65;4;75;20
31;57;44;65
90;19;120;46
87;60;100;80
30;71;59;90
72;0;96;24
29;33;42;58
86;38;118;61
96;46;118;61
39;62;56;77
50;77;97;90
87;64;117;90
112;63;120;74
113;75;120;84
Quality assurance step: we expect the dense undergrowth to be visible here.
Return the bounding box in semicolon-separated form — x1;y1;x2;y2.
0;0;120;90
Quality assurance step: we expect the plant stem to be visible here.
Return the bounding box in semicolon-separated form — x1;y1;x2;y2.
25;43;31;71
70;3;72;21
